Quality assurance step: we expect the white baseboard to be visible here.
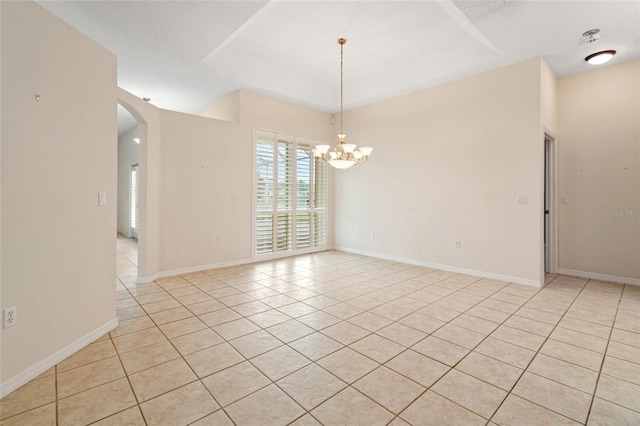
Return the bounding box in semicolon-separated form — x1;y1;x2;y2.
137;258;253;284
558;268;640;286
333;246;542;288
137;272;160;284
137;249;552;288
0;318;119;398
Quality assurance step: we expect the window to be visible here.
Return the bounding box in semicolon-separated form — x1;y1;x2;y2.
255;130;327;258
130;163;139;240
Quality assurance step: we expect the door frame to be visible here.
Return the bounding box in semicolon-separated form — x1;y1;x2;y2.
544;131;559;276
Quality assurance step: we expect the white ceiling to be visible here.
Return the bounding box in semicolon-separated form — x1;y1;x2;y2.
37;0;640;134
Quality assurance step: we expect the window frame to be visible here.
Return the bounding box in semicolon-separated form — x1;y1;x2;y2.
252;128;329;261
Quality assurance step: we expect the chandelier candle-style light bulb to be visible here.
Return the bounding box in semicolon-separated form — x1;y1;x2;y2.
313;38;373;169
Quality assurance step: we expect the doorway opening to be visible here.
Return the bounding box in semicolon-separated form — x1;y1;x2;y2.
544;132;558;280
116;101;143;282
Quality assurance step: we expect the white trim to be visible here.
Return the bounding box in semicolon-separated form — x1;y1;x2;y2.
136;258;254;284
558;268;640;286
0;318;118;398
334;246;542;288
544;131;559;275
251;128;258;262
253;245;329;264
137;272;161;284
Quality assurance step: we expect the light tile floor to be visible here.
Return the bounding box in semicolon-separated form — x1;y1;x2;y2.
2;235;640;425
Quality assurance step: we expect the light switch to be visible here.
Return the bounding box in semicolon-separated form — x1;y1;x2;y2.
561;196;569;205
517;195;529;205
231;195;238;204
98;192;106;206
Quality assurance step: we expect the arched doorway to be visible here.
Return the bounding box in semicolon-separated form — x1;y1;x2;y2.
116;99;148;283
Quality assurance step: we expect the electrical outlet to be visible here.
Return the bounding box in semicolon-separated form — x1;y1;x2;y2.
4;306;17;328
454;240;461;248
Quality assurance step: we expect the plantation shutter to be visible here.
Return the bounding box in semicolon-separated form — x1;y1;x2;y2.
254;131;327;258
256;132;275;255
296;145;312;249
313;159;327;247
276;137;294;251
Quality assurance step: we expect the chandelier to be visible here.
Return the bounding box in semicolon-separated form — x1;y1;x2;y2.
313;38;373;169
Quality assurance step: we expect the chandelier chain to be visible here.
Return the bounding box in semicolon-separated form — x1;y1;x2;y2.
340;39;344;136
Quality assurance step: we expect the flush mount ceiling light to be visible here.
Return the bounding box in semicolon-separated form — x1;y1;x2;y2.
585;50;616;65
313;38;373;170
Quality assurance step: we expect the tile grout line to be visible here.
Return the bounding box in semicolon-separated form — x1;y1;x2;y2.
399;275;598;423
582;282;625;424
54;273;148;425
187;269;527;423
55;363;59;425
488;276;627;425
112;266;536;422
137;279;230;425
122;271;251;424
8;243;637;425
385;278;515;424
334;276;516;424
484;274;589;424
364;277;496;424
112;274;149;425
197;265;456;423
392;279;529;424
107;257;640;425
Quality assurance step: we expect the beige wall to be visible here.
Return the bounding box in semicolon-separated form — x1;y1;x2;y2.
198;91;240;123
159;110;250;271
334;59;547;286
135;90;333;278
114;89;332;282
1;1;117;392
117;88;163;281
117;127;140;236
558;60;640;282
238;91;334;139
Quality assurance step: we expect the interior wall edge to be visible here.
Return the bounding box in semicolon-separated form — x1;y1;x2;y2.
135;257;253;284
557;268;640;287
0;318;118;399
333;246;543;288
